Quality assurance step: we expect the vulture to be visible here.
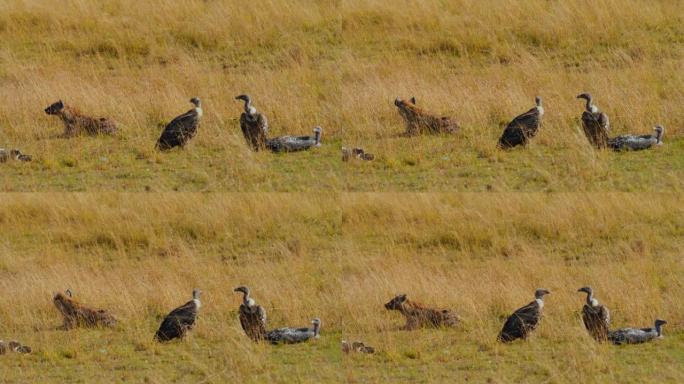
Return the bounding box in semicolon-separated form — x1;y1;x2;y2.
498;289;550;343
154;289;201;342
577;93;610;148
609;319;667;345
156;97;202;151
266;127;322;153
608;125;664;151
234;286;267;342
265;318;321;344
236;94;269;151
497;96;544;149
577;286;610;342
235;94;322;153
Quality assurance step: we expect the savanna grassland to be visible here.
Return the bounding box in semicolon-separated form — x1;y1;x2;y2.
1;1;683;383
0;194;682;383
0;0;683;191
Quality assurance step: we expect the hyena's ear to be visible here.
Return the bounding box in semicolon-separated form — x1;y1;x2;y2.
65;288;73;298
410;97;416;105
398;294;407;302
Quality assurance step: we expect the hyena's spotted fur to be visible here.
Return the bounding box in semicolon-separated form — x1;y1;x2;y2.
53;292;117;329
44;100;118;137
394;97;459;136
384;294;460;330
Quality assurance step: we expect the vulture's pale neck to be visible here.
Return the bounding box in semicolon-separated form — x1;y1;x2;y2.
584;291;597;306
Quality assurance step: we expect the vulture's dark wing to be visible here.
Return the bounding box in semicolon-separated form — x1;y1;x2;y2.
239;113;269;151
498;107;540;148
581;111;610;148
582;304;610;341
156;109;200;151
238;304;267;342
154;300;198;342
498;301;541;342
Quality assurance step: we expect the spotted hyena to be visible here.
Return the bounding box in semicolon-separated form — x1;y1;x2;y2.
384;294;460;330
394;97;459;136
53;291;117;329
44;100;118;137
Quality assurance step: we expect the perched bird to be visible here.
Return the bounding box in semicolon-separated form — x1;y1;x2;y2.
266;127;322;153
608;125;665;151
498;289;550;343
234;286;267;342
154;289;201;342
265;318;321;344
236;94;269;151
156;98;202;151
577;93;610;148
497;96;544;149
342;340;375;354
609;319;667;345
577;286;610;342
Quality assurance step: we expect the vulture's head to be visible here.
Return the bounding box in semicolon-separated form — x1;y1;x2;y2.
576;93;592;101
190;97;201;107
535;96;542;106
235;94;251;103
233;286;250;295
192;288;201;300
654;125;665;144
655;319;668;327
577;286;593;295
534;289;550;299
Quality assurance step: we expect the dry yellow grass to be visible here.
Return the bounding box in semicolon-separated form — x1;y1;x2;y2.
0;1;682;382
0;0;682;190
0;194;682;382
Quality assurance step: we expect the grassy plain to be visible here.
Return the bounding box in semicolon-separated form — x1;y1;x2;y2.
0;1;683;383
0;0;683;191
0;194;682;383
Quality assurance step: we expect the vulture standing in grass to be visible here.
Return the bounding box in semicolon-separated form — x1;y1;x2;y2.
608;125;665;151
156;98;202;151
577;93;610;148
497;96;544;149
154;289;201;342
235;94;322;153
498;289;550;343
236;94;269;151
577;286;610;342
266;318;321;344
234;286;267;342
609;319;667;345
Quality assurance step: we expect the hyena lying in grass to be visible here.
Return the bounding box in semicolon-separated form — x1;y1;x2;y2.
394;97;460;136
384;294;460;330
53;290;117;329
44;100;118;137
